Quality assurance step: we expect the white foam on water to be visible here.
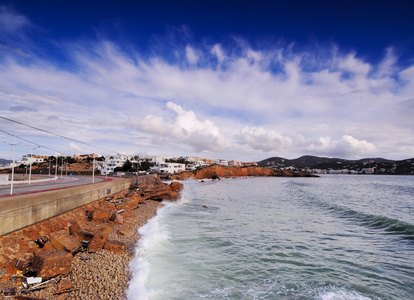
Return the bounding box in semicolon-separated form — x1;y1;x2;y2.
126;189;189;300
126;203;172;300
317;290;373;300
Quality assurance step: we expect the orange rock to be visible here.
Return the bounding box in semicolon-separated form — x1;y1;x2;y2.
117;226;135;238
110;213;124;224
104;240;125;254
168;165;306;181
121;210;134;221
42;240;55;251
57;277;73;292
50;230;81;254
92;208;113;221
18;240;29;247
70;221;100;240
116;196;141;210
1;236;16;248
170;181;183;192
88;233;108;252
33;250;72;279
100;201;116;210
22;228;41;241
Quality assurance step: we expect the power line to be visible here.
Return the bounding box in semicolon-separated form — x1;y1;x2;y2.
0;115;117;154
0;129;68;155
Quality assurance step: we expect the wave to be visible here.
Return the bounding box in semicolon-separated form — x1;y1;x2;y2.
317;201;414;241
316;289;375;300
283;179;414;241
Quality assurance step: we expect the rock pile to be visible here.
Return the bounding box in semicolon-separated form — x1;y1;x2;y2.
0;178;183;299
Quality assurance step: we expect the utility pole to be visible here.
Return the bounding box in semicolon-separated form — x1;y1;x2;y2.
60;156;63;178
48;157;52;176
92;154;95;183
29;146;39;184
3;136;19;195
55;155;58;179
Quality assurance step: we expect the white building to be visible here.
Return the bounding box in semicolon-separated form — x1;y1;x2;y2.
100;154;168;175
213;159;229;166
150;163;185;174
186;164;196;170
138;155;165;165
20;154;45;166
100;154;139;175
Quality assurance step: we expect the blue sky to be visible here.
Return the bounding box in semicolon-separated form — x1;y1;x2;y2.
1;0;414;161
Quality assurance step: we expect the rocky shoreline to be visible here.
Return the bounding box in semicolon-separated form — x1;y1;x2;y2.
0;178;183;299
168;165;318;181
0;167;315;299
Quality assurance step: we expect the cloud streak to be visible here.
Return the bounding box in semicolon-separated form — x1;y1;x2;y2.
0;9;413;160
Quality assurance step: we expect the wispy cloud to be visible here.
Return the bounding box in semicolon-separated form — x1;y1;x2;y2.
0;10;413;160
0;6;31;34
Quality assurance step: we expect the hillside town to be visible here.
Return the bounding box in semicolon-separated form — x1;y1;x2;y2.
1;153;413;177
0;153;258;177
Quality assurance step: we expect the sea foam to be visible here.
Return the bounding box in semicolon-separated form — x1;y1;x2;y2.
127;189;188;300
126;204;171;300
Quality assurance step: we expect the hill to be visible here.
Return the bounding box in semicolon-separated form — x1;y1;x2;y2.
0;158;12;165
258;155;414;175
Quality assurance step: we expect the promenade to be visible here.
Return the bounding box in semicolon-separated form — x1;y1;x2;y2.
0;175;106;197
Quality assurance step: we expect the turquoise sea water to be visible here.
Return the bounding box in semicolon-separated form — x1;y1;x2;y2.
127;175;414;300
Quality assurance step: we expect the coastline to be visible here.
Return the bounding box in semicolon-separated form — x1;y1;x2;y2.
21;200;162;300
0;168;314;299
0;179;181;299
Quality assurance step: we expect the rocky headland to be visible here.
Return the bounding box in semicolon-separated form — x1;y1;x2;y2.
168;165;317;181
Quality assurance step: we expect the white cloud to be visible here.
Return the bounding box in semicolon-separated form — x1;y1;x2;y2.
307;135;377;157
237;126;377;158
185;45;199;64
68;143;82;153
211;44;225;63
129;102;230;152
238;127;293;152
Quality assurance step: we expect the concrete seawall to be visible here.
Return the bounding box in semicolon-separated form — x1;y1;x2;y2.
0;174;157;235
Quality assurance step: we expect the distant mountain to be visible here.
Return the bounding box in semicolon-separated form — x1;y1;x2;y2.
258;155;349;168
258;155;414;175
0;158;12;165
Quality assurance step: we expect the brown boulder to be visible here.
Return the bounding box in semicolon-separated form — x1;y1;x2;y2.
104;240;125;254
22;228;41;241
70;221;100;240
170;181;184;192
42;241;55;251
88;233;108;252
32;250;72;279
117;226;135;238
50;230;81;254
139;180;177;200
110;213;124;224
57;277;73;292
116;196;142;210
92;208;113;221
125;190;135;197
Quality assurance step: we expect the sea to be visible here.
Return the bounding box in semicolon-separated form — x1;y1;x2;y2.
127;175;414;300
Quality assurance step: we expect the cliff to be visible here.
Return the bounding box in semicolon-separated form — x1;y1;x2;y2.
168;165;317;181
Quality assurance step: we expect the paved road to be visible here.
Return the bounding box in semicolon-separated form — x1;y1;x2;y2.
0;175;106;196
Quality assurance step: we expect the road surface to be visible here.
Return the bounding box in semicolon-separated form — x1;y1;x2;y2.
0;175;106;196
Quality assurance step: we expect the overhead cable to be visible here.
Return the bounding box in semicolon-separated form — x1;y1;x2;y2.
0;129;68;155
0;115;117;154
